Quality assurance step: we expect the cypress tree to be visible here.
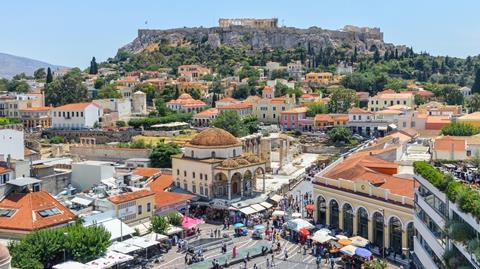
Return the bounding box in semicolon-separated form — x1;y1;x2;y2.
373;48;380;63
46;67;53;83
472;66;480;94
89;57;98;74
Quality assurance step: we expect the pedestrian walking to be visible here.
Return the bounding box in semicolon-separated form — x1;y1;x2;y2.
284;248;289;261
329;257;335;269
271;253;275;267
266;258;270;269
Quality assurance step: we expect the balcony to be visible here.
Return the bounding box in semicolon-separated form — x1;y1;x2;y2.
414;236;439;269
414;214;445;258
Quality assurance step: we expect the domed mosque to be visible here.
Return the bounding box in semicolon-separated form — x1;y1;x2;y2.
0;243;11;269
172;128;266;201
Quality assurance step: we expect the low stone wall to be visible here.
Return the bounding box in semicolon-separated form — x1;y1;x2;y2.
70;146;151;162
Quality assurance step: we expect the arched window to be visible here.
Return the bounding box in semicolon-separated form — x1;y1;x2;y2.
373;212;384;249
343;203;354;235
357;208;369;239
407;222;414;251
211;151;216;158
191;150;194;158
389;217;403;254
329;200;339;229
233;149;236;157
316;196;326;225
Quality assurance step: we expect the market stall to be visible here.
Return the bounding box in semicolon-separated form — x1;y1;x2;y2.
85;251;133;269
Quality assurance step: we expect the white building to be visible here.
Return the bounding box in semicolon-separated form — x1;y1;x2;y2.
132;91;147;115
71;160;116;191
414;164;480;269
52;102;103;129
458;86;472;98
0;125;24;161
93;98;131;120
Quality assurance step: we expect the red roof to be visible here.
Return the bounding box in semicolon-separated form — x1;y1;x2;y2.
263;86;273;92
133;168;161;178
217;97;238;102
0;191;75;231
348;107;371;114
196;108;219;116
314;114;334;122
19;106;52;112
108;189;156;204
147;175;193;208
282;107;307;114
219;102;252;109
434;136;466;151
167;94;207;107
54;102;99;111
324;152;413;198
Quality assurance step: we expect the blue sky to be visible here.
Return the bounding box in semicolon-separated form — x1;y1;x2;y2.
1;0;478;68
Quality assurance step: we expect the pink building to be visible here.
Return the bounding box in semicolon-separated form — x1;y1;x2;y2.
280;107;308;130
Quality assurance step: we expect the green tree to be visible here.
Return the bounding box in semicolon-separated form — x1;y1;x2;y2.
441;85;464;105
44;68;88;106
306;102;328;117
327;127;354;144
149;143;182;168
384;78;407;92
134;83;157;105
242;115;259;134
167;212;182;226
468;94;480;112
89;57;98;74
274;82;289;97
211;110;247;137
63;224;111;263
473;66;480;94
441;123;479;136
186;88;202;100
232;84;253;99
211;79;224;94
94;77;105;89
151;215;169;234
373;48;380;63
96;84;121;99
115;120;126;127
46;67;53;83
328;87;359;113
33;68;46;80
155;98;170;116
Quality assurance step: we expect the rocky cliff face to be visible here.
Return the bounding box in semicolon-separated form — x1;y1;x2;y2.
119;25;404;55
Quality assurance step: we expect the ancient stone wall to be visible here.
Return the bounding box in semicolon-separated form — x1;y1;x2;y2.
43;129;142;144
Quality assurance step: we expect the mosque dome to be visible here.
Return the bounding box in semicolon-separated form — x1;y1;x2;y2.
0;243;11;266
189;128;240;147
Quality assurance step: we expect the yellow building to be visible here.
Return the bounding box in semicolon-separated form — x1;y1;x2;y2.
305;72;333;84
368;90;414;111
314;151;414;254
457;111;480;127
249;86;296;124
108;189;156;225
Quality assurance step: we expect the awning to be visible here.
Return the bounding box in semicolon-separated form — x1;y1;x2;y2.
108;242;142;254
53;261;88;269
182;216;204;230
165;225;183;235
7;177;41;187
239;206;257;215
283;219;314;231
85;251;133;269
378;126;388;131
131;221;151;236
250;204;266;212
89;218;134;241
269;194;283;203
260;202;273;209
123;236;159;249
389;123;397;129
71;197;93;207
143;232;169;242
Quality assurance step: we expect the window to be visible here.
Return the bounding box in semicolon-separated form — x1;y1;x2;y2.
397;100;400;105
205;175;208;181
138;205;142;215
147;203;151;212
357;208;369;239
403;122;406;127
233;149;236;156
353;115;356;120
343;204;354;235
184;182;188;190
76;111;79;117
184;171;187;177
205;188;208;196
192;172;195;178
329;200;339;229
177;169;179;175
191;151;194;158
38;208;61;218
200;174;203;180
0;208;16;217
81;112;84;117
192;184;196;193
200;185;204;195
403;100;407;105
211;151;216;158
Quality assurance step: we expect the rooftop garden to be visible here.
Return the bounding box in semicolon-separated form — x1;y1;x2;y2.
0;117;22;125
414;161;480;220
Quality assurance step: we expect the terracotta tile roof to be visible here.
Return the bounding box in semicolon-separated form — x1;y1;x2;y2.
217;97;238;102
195;108;219;117
330;114;348;121
426;116;451;124
375;109;402;115
282;107;307;114
147;175;193;208
133;167;161;178
434;136;466;151
19;106;52;112
458;112;480;120
300;93;320;99
271;96;287;103
167;94;207;107
263;86;273;92
375;93;413;99
314;114;334;122
323;152;413;197
54;102;99;111
402;90;434;97
348;107;371;114
220;102;252;109
377;89;396;95
398;128;418;138
108;189;156;204
0;191;75;231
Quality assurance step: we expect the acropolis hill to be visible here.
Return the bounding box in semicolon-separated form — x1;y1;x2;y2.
119;18;405;55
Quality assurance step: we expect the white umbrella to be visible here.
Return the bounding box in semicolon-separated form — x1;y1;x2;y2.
335;235;348;240
291;212;302;218
311;233;335;243
316;228;331;235
340;245;358;256
272;210;286;217
349;236;369;247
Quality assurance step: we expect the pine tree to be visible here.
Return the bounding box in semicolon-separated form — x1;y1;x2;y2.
89;57;98;74
46;67;53;83
472;66;480;94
